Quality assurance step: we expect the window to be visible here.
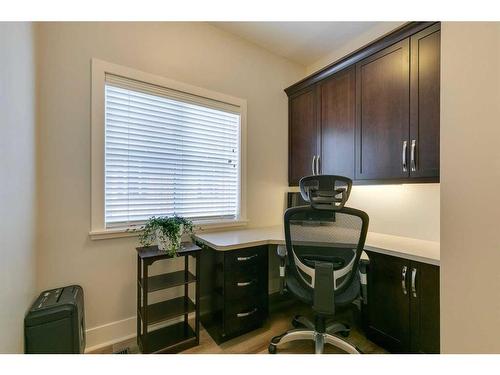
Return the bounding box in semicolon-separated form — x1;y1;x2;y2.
91;60;247;238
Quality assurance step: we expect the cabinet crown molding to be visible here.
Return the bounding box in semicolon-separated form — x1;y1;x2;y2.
285;21;439;97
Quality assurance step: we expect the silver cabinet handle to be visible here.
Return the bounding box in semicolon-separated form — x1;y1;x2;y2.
410;139;416;172
236;254;258;262
237;280;255;287
402;141;408;172
237;308;258;318
411;268;417;298
316;155;321;175
311;155;316;175
401;266;408;295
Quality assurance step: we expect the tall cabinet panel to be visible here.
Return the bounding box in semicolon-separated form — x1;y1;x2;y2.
320;67;356;179
366;252;411;353
410;24;441;178
288;87;319;186
355;39;410;181
410;262;440;353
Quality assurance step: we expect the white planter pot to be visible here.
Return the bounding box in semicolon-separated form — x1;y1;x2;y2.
156;224;184;252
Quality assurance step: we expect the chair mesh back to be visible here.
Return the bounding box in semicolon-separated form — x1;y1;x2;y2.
289;212;363;248
285;206;368;294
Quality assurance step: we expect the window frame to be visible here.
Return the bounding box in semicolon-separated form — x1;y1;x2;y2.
90;59;247;240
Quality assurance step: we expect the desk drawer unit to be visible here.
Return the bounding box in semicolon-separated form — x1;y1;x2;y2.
200;245;269;344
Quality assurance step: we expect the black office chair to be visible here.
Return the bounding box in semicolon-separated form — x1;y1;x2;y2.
269;175;369;354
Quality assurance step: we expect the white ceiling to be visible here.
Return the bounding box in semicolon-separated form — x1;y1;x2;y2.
211;22;402;67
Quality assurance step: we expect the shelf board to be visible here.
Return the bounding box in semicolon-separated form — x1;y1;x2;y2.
139;271;196;292
144;296;196;325
140;321;197;354
136;243;201;260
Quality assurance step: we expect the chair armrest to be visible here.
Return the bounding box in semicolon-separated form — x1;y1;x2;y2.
276;245;287;294
359;259;369;305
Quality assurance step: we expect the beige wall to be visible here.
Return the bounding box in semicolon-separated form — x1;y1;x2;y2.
35;22;304;348
0;22;37;353
440;22;500;353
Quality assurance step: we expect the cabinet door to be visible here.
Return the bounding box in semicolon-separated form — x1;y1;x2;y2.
410;262;440;353
410;24;441;179
320;67;356;179
355;39;410;181
288;87;319;186
366;252;411;352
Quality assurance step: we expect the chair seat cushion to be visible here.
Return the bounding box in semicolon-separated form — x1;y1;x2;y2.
286;270;360;307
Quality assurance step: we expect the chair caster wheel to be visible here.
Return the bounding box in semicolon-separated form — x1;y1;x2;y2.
339;330;350;338
292;315;305;328
268;344;277;354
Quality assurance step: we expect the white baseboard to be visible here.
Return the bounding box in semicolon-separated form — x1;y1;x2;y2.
85;316;136;353
84;315;188;353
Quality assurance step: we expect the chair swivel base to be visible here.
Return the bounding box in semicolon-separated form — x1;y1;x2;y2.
269;316;361;354
291;314;351;337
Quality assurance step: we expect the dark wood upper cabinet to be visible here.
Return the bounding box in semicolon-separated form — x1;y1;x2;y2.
410;24;441;179
285;22;440;186
355;39;410;181
320;67;356;179
288;87;319;186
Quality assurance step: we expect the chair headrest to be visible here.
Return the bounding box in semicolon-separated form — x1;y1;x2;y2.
299;175;352;211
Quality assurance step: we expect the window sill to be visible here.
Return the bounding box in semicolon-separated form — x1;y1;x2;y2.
89;219;249;241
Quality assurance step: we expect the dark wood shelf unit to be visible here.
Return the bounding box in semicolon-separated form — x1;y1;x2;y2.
136;243;201;354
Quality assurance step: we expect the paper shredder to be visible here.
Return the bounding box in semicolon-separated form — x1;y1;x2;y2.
24;285;85;353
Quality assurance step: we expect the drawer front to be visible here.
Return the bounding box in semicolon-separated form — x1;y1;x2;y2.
224;246;267;273
224;299;267;337
224;276;262;301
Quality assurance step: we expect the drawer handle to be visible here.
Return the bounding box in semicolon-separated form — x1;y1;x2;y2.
410;139;417;172
402;140;408;172
411;268;417;298
401;266;408;295
237;280;255;287
237;254;258;262
237;308;258;318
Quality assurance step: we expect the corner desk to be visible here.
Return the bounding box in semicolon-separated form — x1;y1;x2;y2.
194;226;440;353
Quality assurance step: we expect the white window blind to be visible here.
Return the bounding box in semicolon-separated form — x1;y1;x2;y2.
104;74;241;228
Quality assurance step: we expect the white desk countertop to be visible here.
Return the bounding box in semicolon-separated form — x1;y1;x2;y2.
194;225;440;266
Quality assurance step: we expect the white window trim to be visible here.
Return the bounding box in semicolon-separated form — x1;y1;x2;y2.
90;59;248;240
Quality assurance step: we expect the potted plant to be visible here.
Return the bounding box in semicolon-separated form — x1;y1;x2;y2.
138;215;195;256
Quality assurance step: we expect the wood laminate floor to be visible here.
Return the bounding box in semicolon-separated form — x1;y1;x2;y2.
91;300;386;354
